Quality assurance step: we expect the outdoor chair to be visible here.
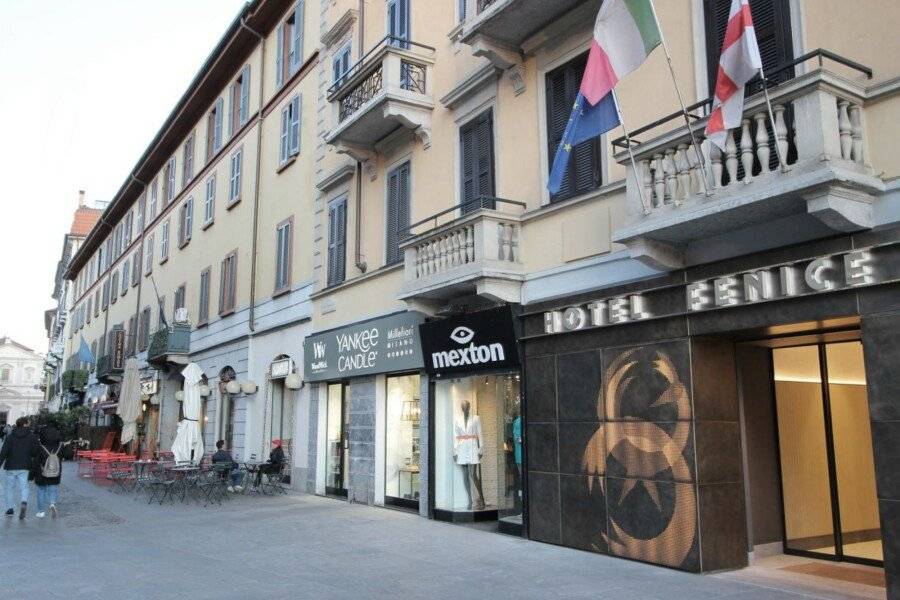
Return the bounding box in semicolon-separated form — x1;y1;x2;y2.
106;460;136;494
147;463;177;505
260;460;290;495
198;465;230;506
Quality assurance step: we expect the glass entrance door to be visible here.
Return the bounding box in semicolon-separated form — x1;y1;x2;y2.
325;383;349;497
772;341;882;565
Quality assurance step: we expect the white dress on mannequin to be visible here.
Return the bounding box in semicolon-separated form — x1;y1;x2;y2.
453;415;482;465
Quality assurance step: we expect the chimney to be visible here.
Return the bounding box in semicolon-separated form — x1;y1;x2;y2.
78;190;86;207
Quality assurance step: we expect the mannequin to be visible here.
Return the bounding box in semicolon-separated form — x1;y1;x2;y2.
453;400;486;510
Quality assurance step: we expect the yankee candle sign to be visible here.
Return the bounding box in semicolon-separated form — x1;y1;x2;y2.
303;312;425;382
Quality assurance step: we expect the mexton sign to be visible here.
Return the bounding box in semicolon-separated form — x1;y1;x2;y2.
303;312;424;382
419;305;520;377
544;248;883;335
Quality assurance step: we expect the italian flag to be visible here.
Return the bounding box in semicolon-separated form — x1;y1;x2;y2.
581;0;662;106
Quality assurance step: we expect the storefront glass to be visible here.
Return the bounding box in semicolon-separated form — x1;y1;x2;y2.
326;383;349;495
385;374;421;506
434;373;522;520
270;380;294;453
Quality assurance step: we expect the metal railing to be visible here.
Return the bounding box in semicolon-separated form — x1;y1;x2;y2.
147;324;191;363
327;35;435;96
611;49;872;150
477;0;499;13
403;196;526;238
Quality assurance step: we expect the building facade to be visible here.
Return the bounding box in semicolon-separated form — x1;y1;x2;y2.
44;191;103;412
57;0;900;595
0;337;45;426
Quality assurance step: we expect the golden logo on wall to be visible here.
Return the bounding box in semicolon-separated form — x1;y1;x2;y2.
582;347;697;568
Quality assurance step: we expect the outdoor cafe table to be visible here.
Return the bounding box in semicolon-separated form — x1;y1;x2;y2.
242;461;268;493
167;464;202;503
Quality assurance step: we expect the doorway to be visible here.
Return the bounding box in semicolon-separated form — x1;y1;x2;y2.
325;382;349;497
772;340;882;566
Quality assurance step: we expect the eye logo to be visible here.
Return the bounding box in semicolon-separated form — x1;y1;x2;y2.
449;326;475;345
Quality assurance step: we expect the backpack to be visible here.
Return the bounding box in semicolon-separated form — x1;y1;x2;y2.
41;444;61;479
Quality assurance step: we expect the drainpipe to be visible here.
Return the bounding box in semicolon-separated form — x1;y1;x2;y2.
241;15;265;333
354;0;368;273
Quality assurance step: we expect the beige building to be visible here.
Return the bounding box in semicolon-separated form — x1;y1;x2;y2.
59;0;900;593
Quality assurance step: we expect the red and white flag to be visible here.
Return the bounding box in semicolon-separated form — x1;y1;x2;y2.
704;0;762;150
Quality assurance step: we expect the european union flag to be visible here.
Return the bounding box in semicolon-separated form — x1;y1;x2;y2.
77;336;95;365
548;92;621;194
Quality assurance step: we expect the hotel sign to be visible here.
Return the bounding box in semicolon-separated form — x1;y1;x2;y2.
544;248;884;335
303;312;425;382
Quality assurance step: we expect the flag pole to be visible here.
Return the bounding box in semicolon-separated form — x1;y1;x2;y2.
759;68;787;171
648;0;713;198
612;90;651;216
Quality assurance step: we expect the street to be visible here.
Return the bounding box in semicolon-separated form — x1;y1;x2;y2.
0;469;880;600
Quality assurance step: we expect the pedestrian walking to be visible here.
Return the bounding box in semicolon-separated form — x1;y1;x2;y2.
0;417;37;519
32;425;72;519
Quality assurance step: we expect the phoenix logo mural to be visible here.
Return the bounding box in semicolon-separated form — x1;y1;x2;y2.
581;345;697;569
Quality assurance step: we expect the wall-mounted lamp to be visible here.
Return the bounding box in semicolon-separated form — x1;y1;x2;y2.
225;380;241;395
284;373;303;390
175;390;184;402
199;384;211;397
241;381;258;395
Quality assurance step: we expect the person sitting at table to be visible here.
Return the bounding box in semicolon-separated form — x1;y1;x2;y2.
211;440;243;492
253;439;285;489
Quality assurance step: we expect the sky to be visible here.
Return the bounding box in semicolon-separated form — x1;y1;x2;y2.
0;0;248;353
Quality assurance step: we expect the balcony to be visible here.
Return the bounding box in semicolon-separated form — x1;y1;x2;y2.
611;51;881;269
95;355;123;383
61;369;87;393
458;0;597;67
325;36;435;166
147;324;191;365
398;197;526;309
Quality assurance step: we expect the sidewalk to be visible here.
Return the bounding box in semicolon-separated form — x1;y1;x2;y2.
0;469;881;600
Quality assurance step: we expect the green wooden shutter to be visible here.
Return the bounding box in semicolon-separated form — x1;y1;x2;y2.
460;110;495;214
385;162;410;265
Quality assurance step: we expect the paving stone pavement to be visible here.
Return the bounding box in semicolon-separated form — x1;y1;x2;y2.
0;469;825;600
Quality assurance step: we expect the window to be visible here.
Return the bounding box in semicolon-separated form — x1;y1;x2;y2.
145;234;154;274
149;180;159;221
387;0;410;48
198;267;211;325
332;44;351;85
164;158;176;205
174;284;186;313
113;224;123;258
458;0;466;22
279;95;301;164
276;2;305;88
91;341;98;366
545;54;603;203
94;290;100;317
132;249;141;285
139;307;151;351
87;297;92;323
386;162;411;265
207;98;224;161
160;220;170;262
121;261;129;295
158;295;166;328
459;109;495;213
178;198;193;247
327;197;347;286
275;218;293;293
705;0;793;95
230;65;251;136
219;251;238;315
127;315;137;356
229;148;242;205
137;194;146;232
124;210;133;247
110;273;118;304
0;366;10;382
182;134;195;186
102;279;110;310
204;176;216;225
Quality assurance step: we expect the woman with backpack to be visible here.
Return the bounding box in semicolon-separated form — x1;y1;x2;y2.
32;425;72;519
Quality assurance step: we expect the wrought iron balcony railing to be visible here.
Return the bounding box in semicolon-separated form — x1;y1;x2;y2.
147;324;191;364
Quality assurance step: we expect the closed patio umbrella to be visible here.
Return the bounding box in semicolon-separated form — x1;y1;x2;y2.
171;363;205;463
116;358;141;447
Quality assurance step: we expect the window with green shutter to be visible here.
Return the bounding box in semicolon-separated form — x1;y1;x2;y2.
545;52;603;203
327;197;347;286
385;162;411;266
459;109;495;214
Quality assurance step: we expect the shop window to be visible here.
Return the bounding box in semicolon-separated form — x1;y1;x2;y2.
218;366;238;451
434;373;522;522
326;382;349;496
385;374;421;507
270;378;294;451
